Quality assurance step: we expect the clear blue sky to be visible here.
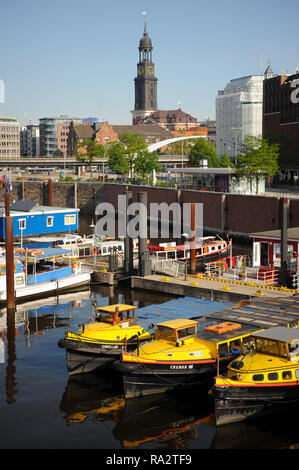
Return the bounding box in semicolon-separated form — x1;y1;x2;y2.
0;0;298;126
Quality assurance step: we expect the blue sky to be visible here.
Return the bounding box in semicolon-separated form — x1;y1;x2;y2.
0;0;298;125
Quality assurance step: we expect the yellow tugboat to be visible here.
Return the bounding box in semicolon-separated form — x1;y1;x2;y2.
58;304;152;375
114;318;264;398
211;326;299;425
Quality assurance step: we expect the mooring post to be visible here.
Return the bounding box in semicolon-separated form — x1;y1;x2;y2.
138;192;148;277
280;197;289;286
124;190;133;275
190;203;196;274
5;191;15;312
48;178;53;206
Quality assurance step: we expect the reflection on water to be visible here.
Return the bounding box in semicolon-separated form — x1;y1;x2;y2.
0;285;299;449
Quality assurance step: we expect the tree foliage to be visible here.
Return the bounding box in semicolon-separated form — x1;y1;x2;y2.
134;150;162;178
189;138;234;168
236;135;279;193
75;139;104;179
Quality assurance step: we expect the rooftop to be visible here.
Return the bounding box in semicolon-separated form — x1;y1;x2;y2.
253;326;299;343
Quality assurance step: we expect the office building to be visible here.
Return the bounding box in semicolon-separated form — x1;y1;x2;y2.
0;117;20;158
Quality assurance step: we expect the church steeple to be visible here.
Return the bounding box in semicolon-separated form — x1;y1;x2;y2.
132;12;158;125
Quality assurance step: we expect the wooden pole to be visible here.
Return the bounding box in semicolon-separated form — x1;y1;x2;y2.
5;191;15;311
190;203;196;274
48;178;53;206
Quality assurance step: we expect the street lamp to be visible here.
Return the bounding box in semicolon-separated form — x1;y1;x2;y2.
182;233;189;280
231;127;242;166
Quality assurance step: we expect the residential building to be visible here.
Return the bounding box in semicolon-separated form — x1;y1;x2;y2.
263;67;299;171
39;115;81;157
67;121;172;155
0;117;20;158
216;74;265;159
20;124;40;156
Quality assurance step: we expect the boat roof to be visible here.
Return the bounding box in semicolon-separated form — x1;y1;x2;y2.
252;326;299;343
157;319;198;330
96;304;136;313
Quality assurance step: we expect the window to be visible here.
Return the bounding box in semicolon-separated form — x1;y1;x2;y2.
177;326;196;339
64;214;76;226
296;369;299;379
252;374;264;381
15;276;24;286
47;216;54;227
268;372;278;381
19;219;26;230
282;371;292;380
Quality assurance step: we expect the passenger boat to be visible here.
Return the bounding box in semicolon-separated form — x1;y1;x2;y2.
148;236;232;268
58;304;153;375
114;317;263;399
211;326;299;426
27;234;139;260
0;247;91;305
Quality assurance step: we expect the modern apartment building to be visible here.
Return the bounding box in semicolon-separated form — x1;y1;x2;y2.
20;124;40;156
216;74;265;159
39;115;81;157
0;117;20;158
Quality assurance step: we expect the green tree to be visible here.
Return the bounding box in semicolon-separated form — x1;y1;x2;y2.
236;135;279;194
134;150;162;179
221;153;234;168
107;142;129;176
189;138;222;167
76;139;104;179
119;134;147;177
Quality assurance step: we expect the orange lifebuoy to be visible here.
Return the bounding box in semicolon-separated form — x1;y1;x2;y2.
14;263;17;273
0;265;6;275
91;247;96;255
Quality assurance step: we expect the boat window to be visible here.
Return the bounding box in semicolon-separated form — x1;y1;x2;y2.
282;370;292;380
177;326;196;339
252;374;264;381
268;372;278;381
296;369;299;379
279;342;289;358
229;340;241;355
118;246;122;251
47;216;54;227
218;343;229;357
157;326;176;341
102;247;107;254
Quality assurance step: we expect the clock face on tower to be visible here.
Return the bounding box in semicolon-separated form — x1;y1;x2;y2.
138;66;143;75
148;66;154;75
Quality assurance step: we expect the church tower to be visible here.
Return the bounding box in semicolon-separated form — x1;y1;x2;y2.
132;13;158;124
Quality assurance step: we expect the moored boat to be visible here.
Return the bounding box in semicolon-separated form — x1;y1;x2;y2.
58;304;153;375
114;317;263;399
211;326;299;426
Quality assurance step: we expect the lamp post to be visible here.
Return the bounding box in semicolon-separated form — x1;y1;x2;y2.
90;220;96;267
230;127;242;166
182;232;189;280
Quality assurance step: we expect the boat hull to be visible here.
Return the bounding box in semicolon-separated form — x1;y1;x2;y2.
114;359;217;398
212;382;299;426
59;338;148;376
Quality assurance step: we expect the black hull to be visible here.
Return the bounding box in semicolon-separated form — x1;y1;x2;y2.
58;338;140;376
212;383;299;426
114;360;217;398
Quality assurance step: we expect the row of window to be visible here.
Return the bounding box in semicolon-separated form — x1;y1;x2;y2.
18;215;76;230
252;369;299;382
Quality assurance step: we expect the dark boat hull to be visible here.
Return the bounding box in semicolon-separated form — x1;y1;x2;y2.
114;360;217;398
58;338;138;375
212;382;299;426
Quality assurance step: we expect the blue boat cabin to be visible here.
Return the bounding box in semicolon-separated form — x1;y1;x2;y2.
0;200;79;240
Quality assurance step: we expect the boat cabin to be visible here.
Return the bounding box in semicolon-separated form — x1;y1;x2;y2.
154;319;198;345
96;304;137;327
250;227;299;270
250;327;299;362
0;200;79;241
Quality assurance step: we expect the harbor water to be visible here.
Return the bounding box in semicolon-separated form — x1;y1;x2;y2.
1;285;299;450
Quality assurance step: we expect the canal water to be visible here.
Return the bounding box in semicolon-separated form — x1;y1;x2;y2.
1;285;299;450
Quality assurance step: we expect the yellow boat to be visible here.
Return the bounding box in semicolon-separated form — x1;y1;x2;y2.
58;304;152;375
114;317;264;398
211;326;299;426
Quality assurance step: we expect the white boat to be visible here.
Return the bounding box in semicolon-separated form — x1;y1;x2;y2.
27;234;139;260
148;236;232;267
0;247;91;305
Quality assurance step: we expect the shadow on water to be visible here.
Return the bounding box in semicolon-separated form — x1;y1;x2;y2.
59;371;216;449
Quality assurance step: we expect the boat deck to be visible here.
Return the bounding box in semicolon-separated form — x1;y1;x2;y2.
191;296;299;343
